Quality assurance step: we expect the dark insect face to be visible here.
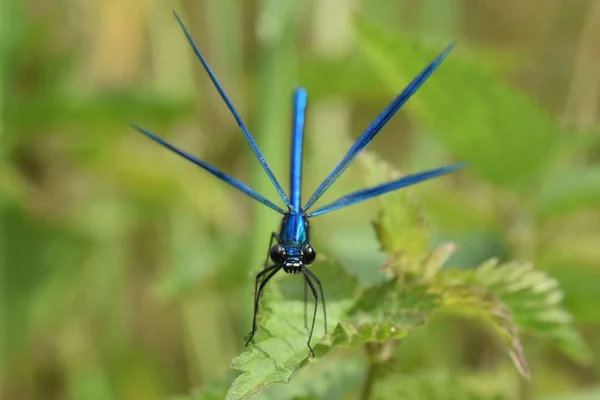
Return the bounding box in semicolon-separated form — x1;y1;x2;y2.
301;244;316;265
270;243;317;268
269;244;285;264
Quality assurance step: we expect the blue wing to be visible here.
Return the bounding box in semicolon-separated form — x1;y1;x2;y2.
172;11;290;208
303;44;455;211
131;124;286;214
290;88;308;212
307;163;466;217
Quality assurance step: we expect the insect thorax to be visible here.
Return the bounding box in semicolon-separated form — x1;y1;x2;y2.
279;212;309;245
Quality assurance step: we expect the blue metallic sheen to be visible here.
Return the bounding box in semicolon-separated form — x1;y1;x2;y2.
308;162;467;217
290;88;307;212
279;212;309;246
303;43;455;211
134;12;461;357
131;124;286;214
172;11;290;208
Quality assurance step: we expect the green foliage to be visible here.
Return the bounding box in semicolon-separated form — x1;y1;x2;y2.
360;148;429;259
370;369;508;400
538;166;600;218
298;54;387;101
226;260;359;400
259;356;364;400
354;17;561;187
4;2;599;400
439;260;591;364
222;155;588;398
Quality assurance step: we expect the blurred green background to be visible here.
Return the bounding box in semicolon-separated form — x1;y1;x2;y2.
1;0;600;399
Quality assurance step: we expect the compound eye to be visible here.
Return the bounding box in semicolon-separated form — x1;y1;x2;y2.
301;244;316;265
269;244;285;264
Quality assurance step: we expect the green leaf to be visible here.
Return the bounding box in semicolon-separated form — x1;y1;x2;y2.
358;148;589;376
359;155;531;377
354;17;560;186
309;285;439;361
298;53;387;102
258;355;364;400
226;146;590;398
359;149;430;259
439;259;592;365
431;281;531;379
370;249;533;379
226;259;359;400
226;299;326;400
348;280;439;328
538;165;600;218
227;258;441;398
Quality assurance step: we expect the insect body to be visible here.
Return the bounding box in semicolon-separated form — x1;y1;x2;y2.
133;11;465;357
276;213;312;274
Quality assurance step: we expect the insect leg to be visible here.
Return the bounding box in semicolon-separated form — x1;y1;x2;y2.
305;268;327;334
262;232;278;269
254;263;277;307
302;271;319;357
246;265;281;346
303;279;308;330
250;232;280;322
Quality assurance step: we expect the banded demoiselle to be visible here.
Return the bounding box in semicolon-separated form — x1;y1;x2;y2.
132;12;465;357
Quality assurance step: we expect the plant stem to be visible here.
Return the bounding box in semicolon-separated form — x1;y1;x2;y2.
360;361;379;400
360;341;396;400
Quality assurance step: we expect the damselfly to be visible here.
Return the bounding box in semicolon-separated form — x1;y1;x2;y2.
133;12;465;357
